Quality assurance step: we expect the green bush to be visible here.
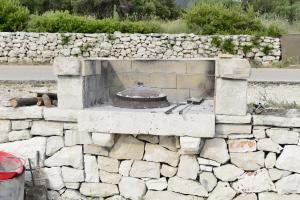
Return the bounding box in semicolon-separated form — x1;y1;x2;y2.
26;11;160;34
184;3;282;36
0;0;30;32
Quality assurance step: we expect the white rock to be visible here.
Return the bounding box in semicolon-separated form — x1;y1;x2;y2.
92;133;114;147
83;144;108;156
168;176;208;197
119;160;133;177
62;166;84;183
276;145;300;173
177;155;199;180
84;155;99;183
207;182;236;200
161;164;177;177
99;170;121;184
119;177;146;200
232;169;275;193
43;108;78;122
42;167;65;190
216;58;251;79
275;174;300;194
200;165;213;172
265;152;276;168
253;115;300;127
65;182;80;189
31;121;63;136
228;134;254;139
0;131;8;143
0;120;11;131
159;136;177;151
230;151;265;170
266;128;299;144
130;161;160;178
137;135;159;144
47;190;61;200
145;177;168;191
46;136;64;156
234;193;257;200
213;164;244;182
0;106;43;119
144;191;202;200
65;130;92;146
53;57;81;76
144;143;179;167
80;183;119;198
216;124;252;136
45;146;83;169
228;139;256;152
64;123;78;130
11;120;31;130
253;129;266;139
109;135;144;160
8;130;31;141
268;168;291;181
259;192;300;200
216;114;252;124
179;137;201;154
61;189;86;200
106;195;125;200
199;172;217;192
200;138;229;164
197;157;221;167
98;156;119;173
257;138;282;153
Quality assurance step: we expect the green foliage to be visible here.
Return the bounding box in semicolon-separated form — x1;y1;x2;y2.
60;33;71;45
242;45;253;55
211;36;222;48
80;43;94;54
26;11;160;33
272;57;297;68
262;45;273;55
221;38;235;54
0;0;30;32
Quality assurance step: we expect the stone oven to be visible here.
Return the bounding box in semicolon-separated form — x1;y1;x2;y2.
53;57;250;138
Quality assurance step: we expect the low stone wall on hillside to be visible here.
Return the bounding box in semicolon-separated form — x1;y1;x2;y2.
0;32;281;65
0;106;300;199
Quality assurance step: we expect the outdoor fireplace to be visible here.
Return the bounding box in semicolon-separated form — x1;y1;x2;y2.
53;57;250;138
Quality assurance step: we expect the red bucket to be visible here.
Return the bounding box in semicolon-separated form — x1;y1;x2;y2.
0;151;24;180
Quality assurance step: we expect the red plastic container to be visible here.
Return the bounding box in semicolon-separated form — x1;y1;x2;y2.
0;151;24;180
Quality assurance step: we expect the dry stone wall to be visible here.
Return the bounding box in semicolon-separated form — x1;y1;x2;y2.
0;32;280;65
0;106;300;200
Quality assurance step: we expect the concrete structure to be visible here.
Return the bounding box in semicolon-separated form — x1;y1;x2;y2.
281;34;300;63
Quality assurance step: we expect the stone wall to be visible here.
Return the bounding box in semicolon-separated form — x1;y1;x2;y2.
0;32;281;65
0;106;300;199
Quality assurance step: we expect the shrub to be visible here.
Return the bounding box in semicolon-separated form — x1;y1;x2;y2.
0;0;30;32
26;11;160;34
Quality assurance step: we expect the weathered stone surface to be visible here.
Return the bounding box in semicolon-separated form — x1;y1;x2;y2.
179;137;201;154
199;172;217;192
177;155;199;180
168;176;208;197
144;143;180;167
230;151;265;170
83;144;108;156
84;155;99;183
106;195;125;200
53;57;81;76
228;134;254;139
80;183;119;198
276;145;300;173
216;124;252;136
269;168;291;181
119;160;133;177
44;108;78;122
47;190;61;200
216;114;252;124
257;138;282;153
137;135;159;144
8;130;31;141
213;164;244;182
45;146;83;169
259;192;300;200
65;182;80;190
207;182;236;200
161;164;177;177
253;115;300;127
65;130;92;146
200;165;213;172
0;131;8;143
42;167;64;190
119;177;146;200
144;191;202;200
11;120;31;130
216;58;251;79
99;170;121;184
0;106;43;119
232;169;275;193
61;189;85;200
234;194;257;200
275;174;300;194
98;156;119;173
159;136;177;151
253;129;266;139
130;161;160;179
228;139;256;152
265;152;276;168
64;123;78;130
62;166;84;183
266;128;299;144
46;136;64;156
197;157;221;167
92;132;114;147
200;138;229;164
145;178;168;191
109;135;144;160
0;120;11;131
31;121;63;136
0;137;46;167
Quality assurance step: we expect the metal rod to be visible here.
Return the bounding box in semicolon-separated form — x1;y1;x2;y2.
165;103;183;114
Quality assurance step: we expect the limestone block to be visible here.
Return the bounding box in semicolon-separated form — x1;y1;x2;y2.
84;155;99;183
131;60;186;73
216;114;252;124
65;130;92;146
109;135;145;160
81;59;102;76
136;135;159;144
98;156;119;173
92;133;114;148
197;158;221;167
119;160;133;177
232;169;275;193
64;123;78;130
8;130;31;141
266;128;299;144
83;144;108;156
42;167;64;191
99;170;121;184
213;164;244;182
228;134;253;139
276;145;300;173
185;60;215;74
159;136;177;151
148;72;177;88
228;139;256;152
119;177;146;200
145;178;167;191
177;74;211;89
11;120;31;130
216;124;252;137
45;146;83;169
253;115;300;127
257;138;282;153
200;138;229;164
61;189;85;200
0;106;43;119
200;165;213;172
167;176;208;197
177;155;199;180
275;174;300;194
268;168;291;181
207;182;236;200
65;183;80;190
160;164;177;178
103;60;132;73
80;183;119;198
0;132;8;143
216;58;251;79
265;152;276;168
44;108;78;122
0;120;11;132
144;143;180;167
199;172;217;192
53;57;81;76
179;137;201;154
144;191;202;200
234;194;257;200
31;121;63;136
253;129;266;139
230;151;265;171
46;136;64;156
61;167;84;183
215;78;247;116
130;161;160;178
259;192;300;200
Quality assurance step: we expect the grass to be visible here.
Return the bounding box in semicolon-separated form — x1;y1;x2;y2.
260;16;300;34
